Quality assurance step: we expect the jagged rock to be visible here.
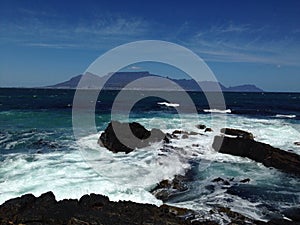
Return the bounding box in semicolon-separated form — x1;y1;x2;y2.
0;191;196;225
213;135;300;176
196;124;206;129
98;121;167;154
220;128;254;140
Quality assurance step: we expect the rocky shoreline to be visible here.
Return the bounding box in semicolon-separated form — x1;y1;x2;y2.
1;121;300;225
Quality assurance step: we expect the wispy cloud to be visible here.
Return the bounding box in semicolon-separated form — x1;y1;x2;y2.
180;23;300;66
0;11;150;50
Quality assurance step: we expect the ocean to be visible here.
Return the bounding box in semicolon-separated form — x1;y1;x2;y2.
0;88;300;223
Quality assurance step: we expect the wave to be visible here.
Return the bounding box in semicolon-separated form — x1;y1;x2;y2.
203;109;231;114
275;114;296;118
157;102;180;107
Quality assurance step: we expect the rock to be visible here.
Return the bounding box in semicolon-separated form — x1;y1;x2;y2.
211;177;230;185
282;207;300;222
294;142;300;146
182;134;189;139
212;135;300;176
0;191;282;225
196;124;206;129
0;191;197;225
151;175;189;201
240;178;251;183
189;131;199;135
220;128;254;140
172;130;189;135
212;177;225;183
204;128;213;132
98;121;167;154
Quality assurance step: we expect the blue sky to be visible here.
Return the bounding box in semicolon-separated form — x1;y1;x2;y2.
0;0;300;91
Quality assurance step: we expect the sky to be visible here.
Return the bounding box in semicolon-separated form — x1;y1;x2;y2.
0;0;300;91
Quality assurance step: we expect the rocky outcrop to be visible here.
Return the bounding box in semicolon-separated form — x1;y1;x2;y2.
0;191;198;225
98;121;167;153
220;128;254;140
212;135;300;176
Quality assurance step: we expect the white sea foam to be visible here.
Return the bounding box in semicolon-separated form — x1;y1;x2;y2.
275;114;296;118
157;102;180;107
203;109;231;114
1;114;300;222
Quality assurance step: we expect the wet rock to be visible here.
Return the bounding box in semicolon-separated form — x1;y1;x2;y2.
151;175;189;201
220;128;254;140
240;178;251;183
213;135;300;176
282;207;300;222
98;121;167;154
204;128;213;132
0;191;197;225
211;177;230;185
196;124;206;129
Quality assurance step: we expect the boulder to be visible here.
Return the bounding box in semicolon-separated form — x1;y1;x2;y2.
220;128;254;140
213;135;300;176
98;121;167;154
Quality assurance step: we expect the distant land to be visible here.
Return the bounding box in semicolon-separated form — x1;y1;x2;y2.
46;72;264;92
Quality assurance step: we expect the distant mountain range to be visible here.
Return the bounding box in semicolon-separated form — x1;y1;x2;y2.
46;72;263;92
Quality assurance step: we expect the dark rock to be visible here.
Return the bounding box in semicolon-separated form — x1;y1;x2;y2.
213;135;300;176
212;177;225;183
211;177;230;186
196;124;206;129
172;130;189;135
220;128;254;140
0;191;197;225
98;121;167;154
282;207;300;222
204;128;213;132
294;142;300;146
240;178;251;183
151;175;189;201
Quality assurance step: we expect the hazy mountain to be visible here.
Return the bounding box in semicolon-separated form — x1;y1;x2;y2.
46;72;263;92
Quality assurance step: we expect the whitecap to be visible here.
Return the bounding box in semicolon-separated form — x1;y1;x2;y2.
203;109;231;114
157;102;180;107
275;114;296;118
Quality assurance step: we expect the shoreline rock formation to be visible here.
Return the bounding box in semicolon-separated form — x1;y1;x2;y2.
98;121;168;154
212;134;300;176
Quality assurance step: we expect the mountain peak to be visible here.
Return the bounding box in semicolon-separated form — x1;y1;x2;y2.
46;72;263;92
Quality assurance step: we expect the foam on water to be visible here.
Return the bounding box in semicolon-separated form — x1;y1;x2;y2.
0;113;300;222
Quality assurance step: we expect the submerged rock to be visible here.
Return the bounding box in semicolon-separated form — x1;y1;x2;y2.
196;124;206;129
220;128;254;140
204;128;213;132
98;121;167;154
213;135;300;176
151;175;189;201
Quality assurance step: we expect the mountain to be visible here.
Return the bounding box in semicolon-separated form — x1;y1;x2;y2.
46;72;263;92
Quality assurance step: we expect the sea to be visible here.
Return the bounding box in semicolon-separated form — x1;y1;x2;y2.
0;87;300;223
